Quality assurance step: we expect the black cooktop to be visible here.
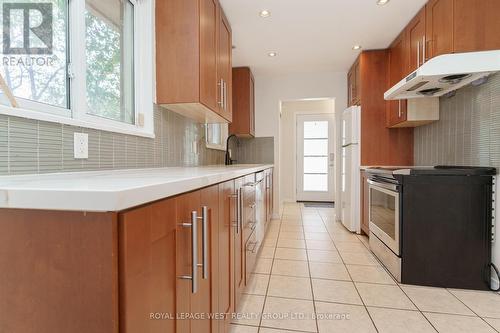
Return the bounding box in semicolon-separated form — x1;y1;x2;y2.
366;166;496;176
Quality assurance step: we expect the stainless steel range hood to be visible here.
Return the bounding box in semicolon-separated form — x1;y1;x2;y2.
384;50;500;100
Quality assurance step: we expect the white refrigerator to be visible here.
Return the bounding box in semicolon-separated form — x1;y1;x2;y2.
340;106;361;233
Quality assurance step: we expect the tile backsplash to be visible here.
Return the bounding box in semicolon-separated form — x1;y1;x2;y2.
414;73;500;170
229;137;274;164
0;105;224;175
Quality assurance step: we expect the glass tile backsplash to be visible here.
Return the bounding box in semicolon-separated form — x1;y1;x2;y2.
0;105;224;175
414;73;500;170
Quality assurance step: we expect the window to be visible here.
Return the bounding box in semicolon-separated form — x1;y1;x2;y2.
0;0;154;137
206;123;228;151
85;0;134;124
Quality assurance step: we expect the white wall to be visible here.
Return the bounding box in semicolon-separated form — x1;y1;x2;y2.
253;70;347;215
280;99;335;203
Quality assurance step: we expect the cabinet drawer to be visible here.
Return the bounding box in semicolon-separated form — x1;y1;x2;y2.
245;230;259;284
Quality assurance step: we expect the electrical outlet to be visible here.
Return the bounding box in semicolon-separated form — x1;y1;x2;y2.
74;133;88;159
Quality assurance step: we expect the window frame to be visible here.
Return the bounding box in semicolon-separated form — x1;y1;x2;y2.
0;0;154;138
205;123;228;151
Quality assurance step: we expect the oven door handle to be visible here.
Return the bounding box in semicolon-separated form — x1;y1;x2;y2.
367;179;399;192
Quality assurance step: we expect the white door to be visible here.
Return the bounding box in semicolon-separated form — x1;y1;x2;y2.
296;114;335;202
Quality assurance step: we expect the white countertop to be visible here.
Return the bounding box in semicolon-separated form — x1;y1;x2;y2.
0;164;273;212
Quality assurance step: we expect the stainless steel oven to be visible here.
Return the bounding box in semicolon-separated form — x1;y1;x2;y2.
368;177;400;255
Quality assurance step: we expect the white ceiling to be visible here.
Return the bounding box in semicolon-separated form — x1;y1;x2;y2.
219;0;427;75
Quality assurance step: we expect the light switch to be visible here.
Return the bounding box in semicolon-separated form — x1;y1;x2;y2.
74;133;88;159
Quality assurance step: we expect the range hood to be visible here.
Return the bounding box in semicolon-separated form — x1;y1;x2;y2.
384;50;500;100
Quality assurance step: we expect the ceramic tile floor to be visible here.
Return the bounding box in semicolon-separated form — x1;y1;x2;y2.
230;202;500;333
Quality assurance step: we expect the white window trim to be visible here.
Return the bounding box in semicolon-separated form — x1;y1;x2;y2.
206;123;228;151
0;0;155;138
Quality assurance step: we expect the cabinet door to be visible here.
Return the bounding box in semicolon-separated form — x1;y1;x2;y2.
360;172;370;235
230;67;255;137
233;177;245;312
353;60;361;105
426;0;453;59
453;0;500;53
119;198;176;333
176;192;198;333
217;7;232;121
249;73;255;137
200;0;218;111
387;32;409;128
199;186;219;333
407;7;426;73
218;180;236;333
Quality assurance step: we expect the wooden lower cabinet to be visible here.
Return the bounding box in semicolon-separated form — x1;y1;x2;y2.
233;177;245;314
176;187;217;333
119;198;177;333
0;210;119;333
0;168;274;333
218;180;236;333
360;171;370;236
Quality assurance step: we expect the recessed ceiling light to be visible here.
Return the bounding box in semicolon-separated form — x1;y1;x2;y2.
259;10;271;18
377;0;390;5
352;45;362;50
268;52;277;57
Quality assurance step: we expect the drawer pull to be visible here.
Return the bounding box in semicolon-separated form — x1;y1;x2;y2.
247;241;258;253
178;211;199;294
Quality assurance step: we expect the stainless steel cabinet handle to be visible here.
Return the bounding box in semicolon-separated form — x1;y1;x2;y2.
417;41;420;68
398;100;402;118
178;211;199;294
248;220;257;231
229;190;241;234
422;36;426;64
247;241;258;253
198;206;209;280
244;179;264;187
218;79;223;106
223;80;227;111
238;188;242;234
219;78;224;107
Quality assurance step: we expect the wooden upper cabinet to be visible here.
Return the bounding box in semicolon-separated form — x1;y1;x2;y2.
156;0;231;124
453;0;500;53
217;7;233;122
230;67;255;137
407;7;426;73
426;0;453;59
387;31;409;128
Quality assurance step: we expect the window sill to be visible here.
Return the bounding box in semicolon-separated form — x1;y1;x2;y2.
205;143;226;151
0;104;155;138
